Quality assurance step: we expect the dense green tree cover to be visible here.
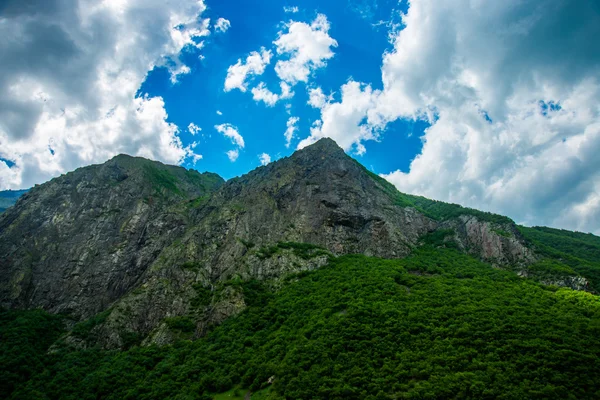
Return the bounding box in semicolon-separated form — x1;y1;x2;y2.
519;226;600;292
0;309;64;397
4;248;600;399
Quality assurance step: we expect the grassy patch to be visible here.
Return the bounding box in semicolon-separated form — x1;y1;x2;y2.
143;164;181;195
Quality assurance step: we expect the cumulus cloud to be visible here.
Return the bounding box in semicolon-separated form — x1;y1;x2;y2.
251;82;294;106
224;48;272;92
274;14;338;84
216;110;223;116
214;18;231;33
223;13;337;108
0;0;210;190
302;0;600;233
258;153;271;166
188;123;202;135
307;87;331;109
283;6;299;13
215;123;245;148
299;81;379;154
226;149;239;162
284;116;300;148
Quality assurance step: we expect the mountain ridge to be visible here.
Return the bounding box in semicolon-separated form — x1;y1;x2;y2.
0;138;596;350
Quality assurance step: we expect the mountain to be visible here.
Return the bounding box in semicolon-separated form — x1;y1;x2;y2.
0;155;223;320
0;189;28;213
1;138;600;399
1;139;536;348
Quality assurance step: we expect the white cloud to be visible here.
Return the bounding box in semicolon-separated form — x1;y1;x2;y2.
301;0;600;233
251;83;279;107
0;0;210;190
215;123;244;148
307;87;330;109
274;14;338;84
251;82;294;106
224;48;272;92
226;149;239;162
188;123;202;135
283;6;299;13
214;17;231;33
258;153;271;166
216;110;223;116
183;141;202;163
299;81;379;154
284;116;300;148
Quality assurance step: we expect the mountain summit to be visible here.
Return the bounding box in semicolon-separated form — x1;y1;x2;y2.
0;138;589;349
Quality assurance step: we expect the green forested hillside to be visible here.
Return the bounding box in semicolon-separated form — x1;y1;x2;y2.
519;226;600;292
4;247;600;399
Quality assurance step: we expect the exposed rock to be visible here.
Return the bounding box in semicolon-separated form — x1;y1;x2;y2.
0;155;223;319
517;270;590;291
0;138;544;349
441;215;536;265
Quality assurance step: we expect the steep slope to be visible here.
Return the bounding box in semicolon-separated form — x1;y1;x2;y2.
0;138;576;349
1;140;600;399
5;250;600;399
0;155;224;319
518;226;600;292
79;139;535;348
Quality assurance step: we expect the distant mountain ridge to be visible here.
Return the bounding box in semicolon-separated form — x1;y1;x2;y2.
0;189;28;213
0;138;597;350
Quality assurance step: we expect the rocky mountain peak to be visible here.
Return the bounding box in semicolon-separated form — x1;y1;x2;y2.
0;138;543;349
299;137;345;155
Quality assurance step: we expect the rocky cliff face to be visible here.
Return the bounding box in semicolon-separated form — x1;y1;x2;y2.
0;139;547;349
442;215;535;265
0;155;223;319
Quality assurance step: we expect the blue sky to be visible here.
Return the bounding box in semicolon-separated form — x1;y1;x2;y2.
138;0;419;180
1;0;600;234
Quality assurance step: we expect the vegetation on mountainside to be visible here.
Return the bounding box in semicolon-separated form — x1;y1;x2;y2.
519;226;600;292
4;247;600;399
0;309;64;398
358;162;513;225
143;164;183;195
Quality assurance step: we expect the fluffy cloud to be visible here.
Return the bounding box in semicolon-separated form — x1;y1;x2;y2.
302;0;600;233
224;48;272;92
215;123;245;148
251;82;294;106
274;14;338;84
188;123;202;135
214;18;231;33
0;0;213;190
307;87;329;109
258;153;271;166
299;81;379;154
284;116;300;148
226;149;239;162
223;14;337;108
